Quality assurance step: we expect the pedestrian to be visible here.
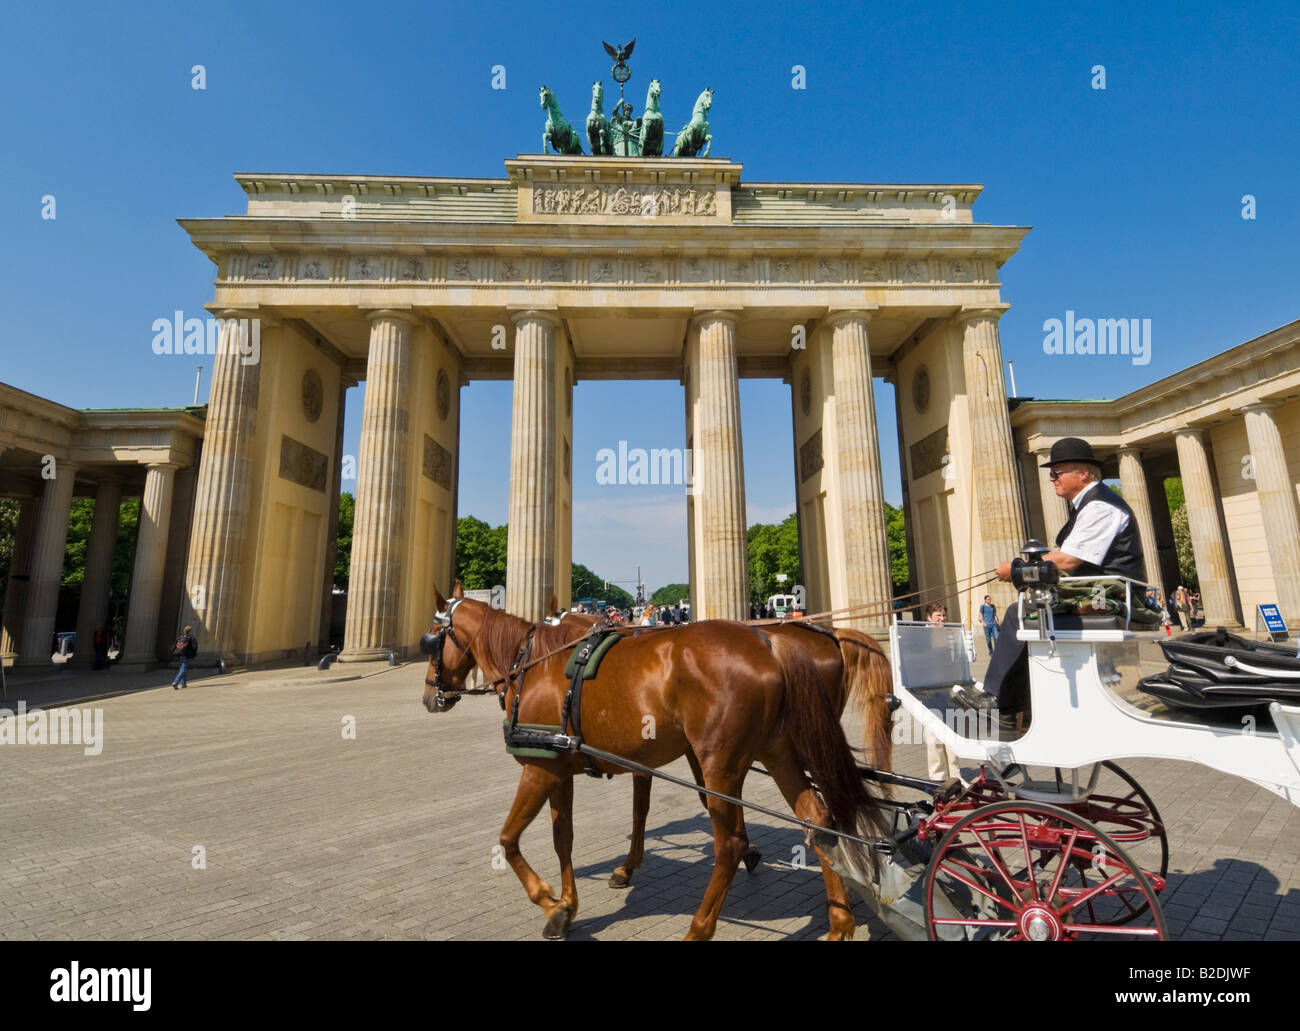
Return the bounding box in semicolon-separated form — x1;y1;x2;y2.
92;624;110;670
172;625;197;689
1166;589;1183;630
923;602;962;784
1176;586;1191;629
978;594;998;656
1188;590;1202;627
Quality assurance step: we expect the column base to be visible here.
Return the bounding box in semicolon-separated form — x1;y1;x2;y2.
338;647;397;663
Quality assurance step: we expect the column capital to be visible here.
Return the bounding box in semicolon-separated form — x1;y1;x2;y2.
144;461;181;474
1235;398;1277;416
954;304;1011;327
1115;444;1145;458
1173;425;1206;442
365;308;418;326
824;307;879;329
508;308;561;329
208;305;280;328
690;308;739;328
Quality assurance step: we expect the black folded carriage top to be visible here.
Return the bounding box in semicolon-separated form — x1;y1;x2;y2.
1138;627;1300;715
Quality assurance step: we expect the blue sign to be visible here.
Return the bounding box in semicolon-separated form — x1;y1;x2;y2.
1258;604;1287;633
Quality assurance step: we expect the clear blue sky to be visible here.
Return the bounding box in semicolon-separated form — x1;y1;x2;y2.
2;1;1297;592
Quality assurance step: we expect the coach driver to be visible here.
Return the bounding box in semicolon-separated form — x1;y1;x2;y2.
954;437;1146;730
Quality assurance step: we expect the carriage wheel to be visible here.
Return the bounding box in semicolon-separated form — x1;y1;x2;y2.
923;799;1167;941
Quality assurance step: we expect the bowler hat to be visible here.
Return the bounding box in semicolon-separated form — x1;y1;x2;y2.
1040;437;1101;468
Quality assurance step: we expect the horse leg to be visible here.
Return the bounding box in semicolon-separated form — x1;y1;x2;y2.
499;763;571;935
761;748;857;941
610;773;650;888
684;762;749;941
685;747;759;873
545;774;577;939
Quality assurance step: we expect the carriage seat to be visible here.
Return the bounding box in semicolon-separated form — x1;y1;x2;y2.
1021;576;1163;632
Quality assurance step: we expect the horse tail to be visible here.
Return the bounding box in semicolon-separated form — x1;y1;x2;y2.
837;628;894;776
770;639;886;873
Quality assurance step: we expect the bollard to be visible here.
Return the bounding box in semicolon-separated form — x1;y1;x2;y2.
317;652;338;670
387;651;398;667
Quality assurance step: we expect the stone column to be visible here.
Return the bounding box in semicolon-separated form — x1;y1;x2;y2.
1241;402;1300;624
18;463;79;665
687;311;748;620
1033;447;1069;542
1174;428;1237;625
1;495;39;663
121;464;177;666
319;378;349;650
505;310;559;621
828;310;892;626
182;310;263;662
72;479;122;665
958;308;1027;609
341;312;414;660
1116;447;1163;589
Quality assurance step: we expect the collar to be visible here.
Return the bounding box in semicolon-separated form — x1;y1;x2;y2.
1069;480;1101;511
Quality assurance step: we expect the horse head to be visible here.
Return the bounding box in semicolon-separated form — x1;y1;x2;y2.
645;78;661;108
421;581;483;713
539;85;555;111
590;81;604;111
695;88;713;116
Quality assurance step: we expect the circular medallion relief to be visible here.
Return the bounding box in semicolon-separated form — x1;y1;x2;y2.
800;367;812;415
436;368;450;421
913;365;931;414
301;369;323;423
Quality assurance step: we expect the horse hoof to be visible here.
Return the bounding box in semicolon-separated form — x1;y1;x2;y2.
542;906;573;940
609;867;632;889
742;847;762;874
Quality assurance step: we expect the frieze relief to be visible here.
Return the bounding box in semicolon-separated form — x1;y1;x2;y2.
533;183;718;218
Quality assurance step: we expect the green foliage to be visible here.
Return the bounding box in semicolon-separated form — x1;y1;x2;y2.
0;498;19;588
454;514;508;590
572;562;633;608
62;498;95;589
650;583;689;606
111;499;139;599
886;501;909;594
1164;477;1185;512
747;513;801;605
335;492;354;592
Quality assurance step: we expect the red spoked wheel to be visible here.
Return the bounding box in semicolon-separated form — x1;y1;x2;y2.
923;799;1167;941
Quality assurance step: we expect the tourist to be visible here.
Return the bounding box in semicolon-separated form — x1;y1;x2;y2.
1176;586;1191;628
172;626;198;690
978;594;998;656
923;603;962;783
92;625;110;670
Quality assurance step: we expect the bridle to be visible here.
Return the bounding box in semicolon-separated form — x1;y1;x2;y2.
420;598;482;712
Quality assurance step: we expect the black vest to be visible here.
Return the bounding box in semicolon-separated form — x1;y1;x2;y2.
1054;482;1146;581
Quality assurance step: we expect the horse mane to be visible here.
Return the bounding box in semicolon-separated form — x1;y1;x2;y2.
474;606;587;682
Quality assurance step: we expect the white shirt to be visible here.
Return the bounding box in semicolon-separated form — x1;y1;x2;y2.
1059;481;1131;567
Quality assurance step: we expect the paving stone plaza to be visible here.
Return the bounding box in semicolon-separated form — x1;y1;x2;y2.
2;662;1296;941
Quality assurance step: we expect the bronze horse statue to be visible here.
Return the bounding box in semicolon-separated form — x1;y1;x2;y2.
586;81;612;156
540;85;583;155
423;585;889;940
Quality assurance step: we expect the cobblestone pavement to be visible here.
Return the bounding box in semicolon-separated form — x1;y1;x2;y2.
1;660;1297;941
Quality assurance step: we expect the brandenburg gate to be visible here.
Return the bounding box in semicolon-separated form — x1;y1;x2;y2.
176;149;1030;664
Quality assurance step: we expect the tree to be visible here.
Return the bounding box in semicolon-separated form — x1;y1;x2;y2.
650;583;689;606
334;492;354;592
747;513;801;605
454;515;508;589
886;502;909;594
1165;478;1199;591
572;562;633;608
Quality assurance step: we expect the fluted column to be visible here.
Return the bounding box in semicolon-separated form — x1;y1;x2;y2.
121;464;177;666
1116;447;1162;589
1033;447;1069;542
1241;402;1300;623
958;308;1027;609
182;310;263;662
341;311;414;660
505;311;559;621
687;311;748;620
72;479;122;665
18;463;80;665
828;310;892;625
1;496;39;662
1174;428;1237;624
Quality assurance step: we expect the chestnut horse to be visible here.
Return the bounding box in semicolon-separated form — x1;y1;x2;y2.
605;621;895;893
423;585;887;940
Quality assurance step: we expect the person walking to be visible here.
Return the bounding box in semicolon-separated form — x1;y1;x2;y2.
978;595;998;656
172;625;197;690
923;602;962;783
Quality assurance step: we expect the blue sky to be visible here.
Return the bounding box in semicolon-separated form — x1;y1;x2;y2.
2;1;1297;591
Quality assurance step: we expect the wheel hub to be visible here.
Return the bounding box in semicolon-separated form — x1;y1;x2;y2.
1020;906;1063;941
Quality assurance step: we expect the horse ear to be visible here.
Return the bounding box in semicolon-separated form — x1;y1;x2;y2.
452;581;464;599
547;593;558;615
434;585;448;611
